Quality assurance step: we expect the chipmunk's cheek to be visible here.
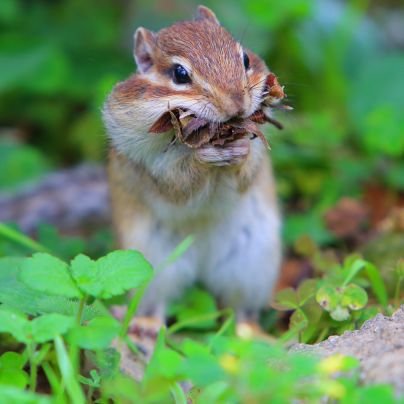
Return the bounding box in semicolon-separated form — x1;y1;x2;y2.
194;137;250;166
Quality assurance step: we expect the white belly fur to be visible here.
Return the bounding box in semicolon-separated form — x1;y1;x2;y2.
131;174;281;316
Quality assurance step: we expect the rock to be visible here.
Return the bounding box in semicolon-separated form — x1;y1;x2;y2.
292;305;404;396
0;164;110;235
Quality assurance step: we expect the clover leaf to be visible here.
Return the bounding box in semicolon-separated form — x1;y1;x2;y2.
70;250;153;299
19;253;82;299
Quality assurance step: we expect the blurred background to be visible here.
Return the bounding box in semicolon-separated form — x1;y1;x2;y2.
0;0;403;282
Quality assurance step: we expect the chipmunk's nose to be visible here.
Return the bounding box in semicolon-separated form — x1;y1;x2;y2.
221;92;245;120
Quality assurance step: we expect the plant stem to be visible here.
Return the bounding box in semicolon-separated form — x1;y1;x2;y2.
76;295;87;326
170;383;187;404
167;310;228;335
54;336;85;404
394;276;402;307
208;309;234;350
29;343;38;392
315;327;329;343
70;295;88;376
87;386;94;403
42;362;64;400
120;283;148;337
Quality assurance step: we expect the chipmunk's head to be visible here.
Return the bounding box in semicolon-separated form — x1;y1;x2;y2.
104;6;280;168
131;5;268;123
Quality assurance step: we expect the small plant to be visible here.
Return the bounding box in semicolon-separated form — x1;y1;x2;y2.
274;238;391;343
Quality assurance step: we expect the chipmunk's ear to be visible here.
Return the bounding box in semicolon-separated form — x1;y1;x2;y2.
195;5;220;25
134;27;156;73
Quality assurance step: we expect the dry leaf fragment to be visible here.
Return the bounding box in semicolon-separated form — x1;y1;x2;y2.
250;110;267;124
182;127;212;148
168;109;183;141
267;73;285;99
148;111;173;133
182;117;209;138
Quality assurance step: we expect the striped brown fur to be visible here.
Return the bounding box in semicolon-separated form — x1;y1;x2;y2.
102;6;283;324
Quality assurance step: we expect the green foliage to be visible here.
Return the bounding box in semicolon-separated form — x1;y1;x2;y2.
0;257;108;319
68;317;120;350
0;1;403;402
274;241;394;343
0;386;52;404
19;250;152;303
316;283;367;321
21;253;82;299
70;251;153;299
169;287;218;330
349;54;404;158
0;140;49;191
0;228;400;402
0;307;74;344
0;352;28;389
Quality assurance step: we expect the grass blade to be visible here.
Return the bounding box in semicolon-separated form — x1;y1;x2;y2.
0;222;50;253
54;336;85;404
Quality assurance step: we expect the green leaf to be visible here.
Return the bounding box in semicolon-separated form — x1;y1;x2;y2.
148;348;183;380
289;308;308;330
0;352;26;370
0;368;29;389
70;250;153;299
0;309;74;344
143;327;181;397
20;253;82;298
273;287;299;310
92;348;121;379
350;384;396;404
30;314;75;343
101;374;140;402
169;288;217;330
176;338;225;386
342;258;388;307
316;285;339;312
0;307;29;343
0;386;51;403
342;257;367;285
363;262;388;308
341;284;368;311
0;352;28;388
296;279;317;305
78;369;101;388
0;258;108;320
196;381;230;403
68;317;120;350
330;306;350;322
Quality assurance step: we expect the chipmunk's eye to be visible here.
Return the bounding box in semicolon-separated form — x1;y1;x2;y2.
243;52;250;70
173;64;191;84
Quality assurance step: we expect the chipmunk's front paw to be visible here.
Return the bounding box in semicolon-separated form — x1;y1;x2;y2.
111;305;164;360
195;137;250;166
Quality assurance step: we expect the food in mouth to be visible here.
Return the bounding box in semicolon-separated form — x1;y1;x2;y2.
148;73;290;150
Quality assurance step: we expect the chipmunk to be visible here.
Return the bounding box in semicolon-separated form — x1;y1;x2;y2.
103;6;284;334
